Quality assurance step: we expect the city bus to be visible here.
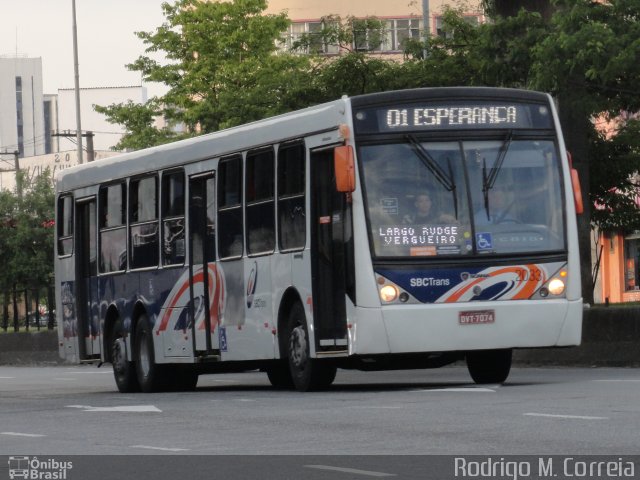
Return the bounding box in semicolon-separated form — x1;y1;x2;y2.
55;87;584;392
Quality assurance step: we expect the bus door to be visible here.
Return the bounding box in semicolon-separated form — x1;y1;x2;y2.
310;149;351;352
188;173;219;355
75;198;100;359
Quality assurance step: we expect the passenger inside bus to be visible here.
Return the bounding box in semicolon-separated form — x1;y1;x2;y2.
402;192;456;225
475;183;518;225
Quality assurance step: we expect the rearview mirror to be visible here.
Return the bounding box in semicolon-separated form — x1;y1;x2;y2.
334;145;355;193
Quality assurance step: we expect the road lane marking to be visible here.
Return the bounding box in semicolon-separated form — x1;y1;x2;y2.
412;387;496;393
593;379;640;383
66;405;162;412
1;432;46;437
131;445;189;452
0;376;16;379
306;465;396;477
347;406;403;409
524;413;608;420
54;378;78;381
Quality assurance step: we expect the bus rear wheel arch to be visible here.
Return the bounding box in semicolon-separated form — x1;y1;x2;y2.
466;348;513;384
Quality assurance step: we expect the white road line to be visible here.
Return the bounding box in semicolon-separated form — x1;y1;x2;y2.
131;445;189;452
66;405;162;412
0;376;16;379
593;379;640;383
412;387;496;393
306;465;396;477
348;406;403;409
54;378;78;381
524;413;608;420
1;432;46;438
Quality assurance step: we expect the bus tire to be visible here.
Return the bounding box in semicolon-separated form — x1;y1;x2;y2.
286;303;337;392
134;314;165;393
111;318;140;393
167;367;199;391
466;349;512;384
266;361;294;389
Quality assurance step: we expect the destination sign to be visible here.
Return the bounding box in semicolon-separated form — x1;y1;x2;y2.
353;101;553;133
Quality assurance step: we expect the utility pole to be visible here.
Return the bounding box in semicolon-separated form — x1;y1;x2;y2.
51;130;95;162
72;0;83;164
0;150;21;198
422;0;430;58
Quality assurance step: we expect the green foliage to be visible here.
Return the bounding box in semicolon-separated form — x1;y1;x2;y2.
0;171;55;291
94;100;185;151
95;0;640;234
110;0;304;140
590;119;640;230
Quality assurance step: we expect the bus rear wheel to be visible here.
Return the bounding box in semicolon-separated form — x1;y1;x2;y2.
286;303;337;392
111;318;139;393
466;349;513;384
135;314;165;393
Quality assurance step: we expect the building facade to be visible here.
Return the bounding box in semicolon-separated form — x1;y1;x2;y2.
265;0;484;54
0;56;46;159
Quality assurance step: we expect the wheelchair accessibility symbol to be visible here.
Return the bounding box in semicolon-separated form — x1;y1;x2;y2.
476;233;493;251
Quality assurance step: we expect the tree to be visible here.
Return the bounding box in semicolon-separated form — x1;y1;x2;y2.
528;0;640;302
97;0;313;148
9;171;56;290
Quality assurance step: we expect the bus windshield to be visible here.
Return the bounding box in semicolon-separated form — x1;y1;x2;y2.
359;138;565;258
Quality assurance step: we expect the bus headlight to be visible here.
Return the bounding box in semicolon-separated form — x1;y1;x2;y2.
380;285;399;303
547;278;565;296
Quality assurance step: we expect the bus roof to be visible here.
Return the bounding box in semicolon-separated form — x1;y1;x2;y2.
55;96;348;193
55;87;550;193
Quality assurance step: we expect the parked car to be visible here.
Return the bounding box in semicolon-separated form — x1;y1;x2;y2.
27;310;56;328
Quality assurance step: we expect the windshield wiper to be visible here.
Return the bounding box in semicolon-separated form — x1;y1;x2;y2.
406;135;458;219
482;131;513;220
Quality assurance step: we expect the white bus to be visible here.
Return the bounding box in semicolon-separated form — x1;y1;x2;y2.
55;87;583;392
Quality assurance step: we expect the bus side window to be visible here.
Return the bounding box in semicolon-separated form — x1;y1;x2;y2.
57;194;74;256
246;148;275;256
162;170;186;266
218;155;244;259
99;182;127;273
129;175;159;269
277;142;306;251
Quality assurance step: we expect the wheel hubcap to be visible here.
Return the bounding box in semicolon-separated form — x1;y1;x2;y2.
113;338;126;374
139;339;150;378
289;325;308;369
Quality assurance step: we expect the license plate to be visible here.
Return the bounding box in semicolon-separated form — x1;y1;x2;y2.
459;310;495;325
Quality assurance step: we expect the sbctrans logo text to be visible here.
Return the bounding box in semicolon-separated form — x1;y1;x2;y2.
7;457;73;480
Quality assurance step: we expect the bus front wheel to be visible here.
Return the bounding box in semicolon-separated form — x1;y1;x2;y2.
466;349;513;384
286;303;337;392
111;318;139;393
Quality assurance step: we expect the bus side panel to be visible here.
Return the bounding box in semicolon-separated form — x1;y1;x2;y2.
58;278;79;362
217;260;247;361
225;255;277;361
146;267;192;360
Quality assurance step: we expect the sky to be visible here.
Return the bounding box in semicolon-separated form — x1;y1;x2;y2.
1;0;169;97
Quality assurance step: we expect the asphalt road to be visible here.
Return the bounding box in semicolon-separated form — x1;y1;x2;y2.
1;365;638;479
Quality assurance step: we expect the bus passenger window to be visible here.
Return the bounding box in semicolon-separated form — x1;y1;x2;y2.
99;183;127;273
277;142;306;251
218;156;243;259
246;148;275;255
129;176;159;269
162;171;185;265
57;194;73;256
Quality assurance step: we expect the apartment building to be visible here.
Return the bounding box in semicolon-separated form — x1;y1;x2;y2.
0;56;46;159
265;0;484;54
